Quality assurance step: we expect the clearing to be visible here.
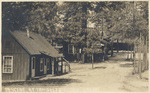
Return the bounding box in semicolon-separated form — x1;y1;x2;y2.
2;52;149;92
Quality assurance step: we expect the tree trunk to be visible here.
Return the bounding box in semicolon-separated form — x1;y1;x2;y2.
133;43;136;74
145;36;148;70
139;34;142;78
139;49;142;78
82;3;87;47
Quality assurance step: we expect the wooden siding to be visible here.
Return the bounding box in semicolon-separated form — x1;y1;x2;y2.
2;33;30;81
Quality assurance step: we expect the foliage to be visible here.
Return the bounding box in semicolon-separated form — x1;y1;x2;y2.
2;2;30;31
2;1;148;52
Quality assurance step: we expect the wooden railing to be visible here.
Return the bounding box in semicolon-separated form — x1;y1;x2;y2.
62;58;71;72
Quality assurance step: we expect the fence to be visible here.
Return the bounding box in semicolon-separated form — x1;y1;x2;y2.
131;36;149;78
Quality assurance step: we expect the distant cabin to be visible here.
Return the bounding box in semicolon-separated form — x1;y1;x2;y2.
2;31;64;81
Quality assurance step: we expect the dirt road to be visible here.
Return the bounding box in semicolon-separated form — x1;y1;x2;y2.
2;52;149;92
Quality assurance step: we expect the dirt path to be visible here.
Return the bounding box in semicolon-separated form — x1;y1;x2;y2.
41;52;148;92
2;52;149;92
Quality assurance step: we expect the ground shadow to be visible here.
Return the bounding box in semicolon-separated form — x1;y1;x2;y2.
2;78;82;87
120;63;133;67
94;66;107;69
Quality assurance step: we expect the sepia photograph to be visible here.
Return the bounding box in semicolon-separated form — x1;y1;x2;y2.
1;1;149;92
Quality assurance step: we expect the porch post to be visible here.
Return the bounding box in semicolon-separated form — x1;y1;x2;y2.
61;61;63;74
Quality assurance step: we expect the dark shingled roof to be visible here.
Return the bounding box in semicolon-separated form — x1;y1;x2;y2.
10;31;63;57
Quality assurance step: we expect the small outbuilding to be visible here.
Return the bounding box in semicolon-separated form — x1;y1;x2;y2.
2;30;64;81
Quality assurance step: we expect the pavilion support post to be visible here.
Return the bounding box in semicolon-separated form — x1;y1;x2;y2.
117;39;119;53
133;43;136;74
129;44;131;60
127;44;129;59
92;53;94;69
130;44;133;60
82;53;85;63
111;41;113;57
102;50;105;62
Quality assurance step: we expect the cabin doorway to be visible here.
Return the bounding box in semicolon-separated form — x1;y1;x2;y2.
44;58;47;74
31;57;36;77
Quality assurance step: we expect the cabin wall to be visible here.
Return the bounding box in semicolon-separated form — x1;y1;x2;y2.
62;42;81;62
2;33;30;81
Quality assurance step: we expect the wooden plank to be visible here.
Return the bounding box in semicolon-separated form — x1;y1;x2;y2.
2;34;30;81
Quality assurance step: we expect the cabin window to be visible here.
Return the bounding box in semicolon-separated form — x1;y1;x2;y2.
68;44;74;54
3;56;13;73
31;57;36;69
40;58;44;71
46;58;50;70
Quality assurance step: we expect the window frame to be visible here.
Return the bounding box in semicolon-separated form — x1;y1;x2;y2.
3;56;13;73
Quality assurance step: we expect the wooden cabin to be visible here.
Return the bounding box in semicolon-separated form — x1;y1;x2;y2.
2;30;64;81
